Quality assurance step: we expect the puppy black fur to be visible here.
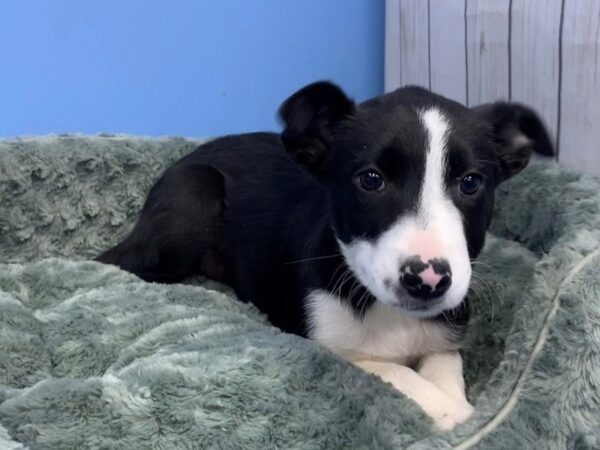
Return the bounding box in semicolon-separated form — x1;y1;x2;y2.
97;81;553;338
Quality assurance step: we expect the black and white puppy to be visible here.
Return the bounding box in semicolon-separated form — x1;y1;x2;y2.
98;82;553;430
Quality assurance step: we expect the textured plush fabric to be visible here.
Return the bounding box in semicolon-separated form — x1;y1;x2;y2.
0;135;599;449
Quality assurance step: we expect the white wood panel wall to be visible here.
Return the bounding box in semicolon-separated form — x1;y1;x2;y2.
559;0;600;172
510;0;562;149
385;0;600;175
429;1;467;104
398;0;430;87
466;0;510;105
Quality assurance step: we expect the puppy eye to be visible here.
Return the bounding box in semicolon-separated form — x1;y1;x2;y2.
459;174;483;195
357;170;385;192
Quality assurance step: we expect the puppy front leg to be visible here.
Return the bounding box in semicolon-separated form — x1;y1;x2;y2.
417;351;474;427
417;351;469;401
352;359;471;430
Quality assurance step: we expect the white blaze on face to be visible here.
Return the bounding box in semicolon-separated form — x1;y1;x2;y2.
338;108;471;317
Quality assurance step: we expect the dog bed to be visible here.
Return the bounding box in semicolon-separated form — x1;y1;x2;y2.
0;135;598;449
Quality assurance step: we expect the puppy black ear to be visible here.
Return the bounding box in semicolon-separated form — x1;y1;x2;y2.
473;102;554;181
279;81;355;175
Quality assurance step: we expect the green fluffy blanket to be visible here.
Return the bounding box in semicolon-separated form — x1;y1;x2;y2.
1;135;599;449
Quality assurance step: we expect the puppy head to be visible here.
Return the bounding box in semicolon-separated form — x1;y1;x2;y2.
280;81;553;317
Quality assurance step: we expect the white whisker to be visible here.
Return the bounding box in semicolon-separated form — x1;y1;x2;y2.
284;253;341;265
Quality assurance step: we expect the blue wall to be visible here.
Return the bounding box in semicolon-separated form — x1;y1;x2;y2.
0;1;384;137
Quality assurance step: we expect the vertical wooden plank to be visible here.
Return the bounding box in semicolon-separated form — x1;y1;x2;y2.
429;0;467;104
385;0;402;92
559;0;600;175
510;0;562;150
465;0;510;106
398;0;429;87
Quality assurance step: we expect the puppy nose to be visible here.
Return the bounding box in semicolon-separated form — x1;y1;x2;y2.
400;256;452;300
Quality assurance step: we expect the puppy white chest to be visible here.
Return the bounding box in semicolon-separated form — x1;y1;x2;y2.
306;290;458;363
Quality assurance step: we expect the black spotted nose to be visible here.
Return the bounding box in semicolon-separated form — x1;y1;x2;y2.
399;256;452;300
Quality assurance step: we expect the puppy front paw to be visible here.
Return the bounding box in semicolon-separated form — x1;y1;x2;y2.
431;399;474;431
